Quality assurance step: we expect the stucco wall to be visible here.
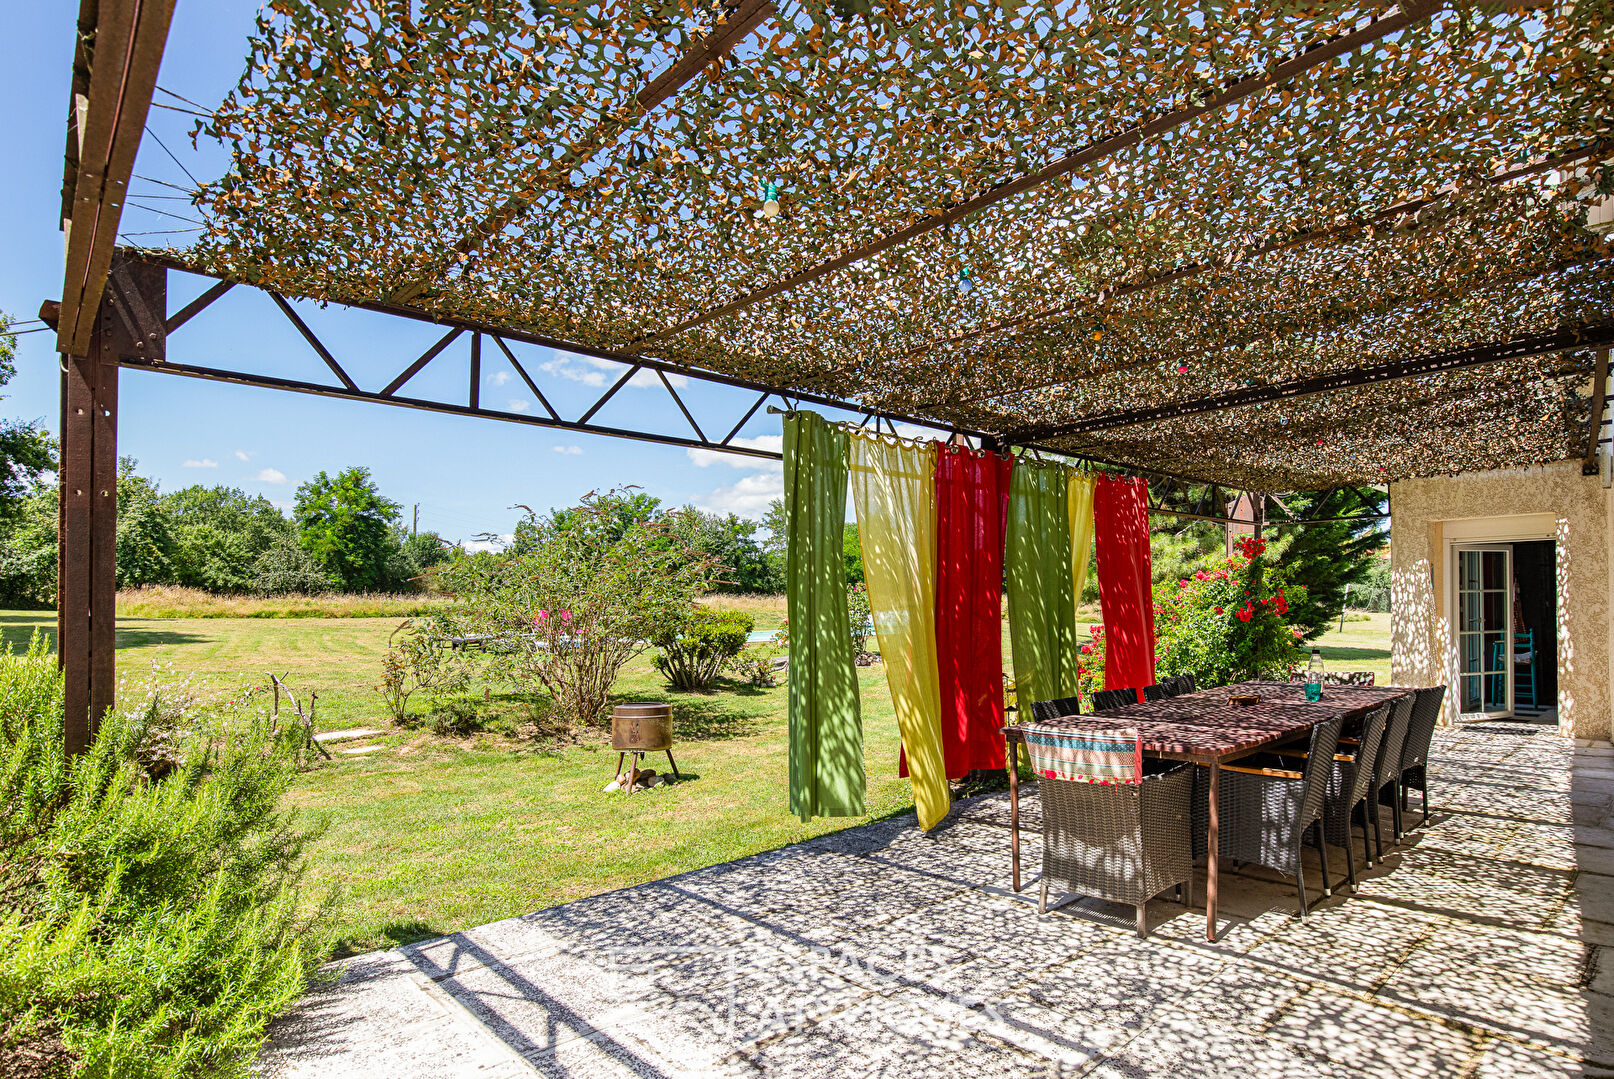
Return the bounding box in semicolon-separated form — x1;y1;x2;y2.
1389;461;1612;740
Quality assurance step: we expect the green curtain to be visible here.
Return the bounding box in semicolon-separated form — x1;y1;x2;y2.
1007;460;1079;707
785;412;864;821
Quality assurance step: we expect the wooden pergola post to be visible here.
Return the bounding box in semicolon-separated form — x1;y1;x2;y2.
56;257;163;754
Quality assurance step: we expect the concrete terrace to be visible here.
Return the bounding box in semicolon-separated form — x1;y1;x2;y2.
261;724;1614;1078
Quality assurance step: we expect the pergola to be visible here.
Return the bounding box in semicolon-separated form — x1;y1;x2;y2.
46;0;1614;750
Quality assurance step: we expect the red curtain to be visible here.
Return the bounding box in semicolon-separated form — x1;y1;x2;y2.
1095;474;1156;700
902;446;1010;778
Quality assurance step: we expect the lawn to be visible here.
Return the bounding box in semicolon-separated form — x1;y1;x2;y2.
0;604;1391;956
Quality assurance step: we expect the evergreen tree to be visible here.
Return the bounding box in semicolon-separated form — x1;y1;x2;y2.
1266;488;1388;639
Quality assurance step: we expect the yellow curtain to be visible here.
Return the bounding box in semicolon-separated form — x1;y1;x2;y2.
1067;471;1097;611
850;434;949;830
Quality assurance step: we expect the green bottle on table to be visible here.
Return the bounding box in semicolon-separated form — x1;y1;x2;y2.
1304;648;1325;702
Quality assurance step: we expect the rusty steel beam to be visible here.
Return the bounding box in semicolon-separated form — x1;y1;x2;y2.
1014;324;1614;442
389;0;774;303
58;0;177;357
906;142;1610;362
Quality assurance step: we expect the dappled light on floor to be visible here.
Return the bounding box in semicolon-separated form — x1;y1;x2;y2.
258;723;1613;1077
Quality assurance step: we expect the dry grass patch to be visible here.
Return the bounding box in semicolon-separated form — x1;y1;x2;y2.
116;585;450;619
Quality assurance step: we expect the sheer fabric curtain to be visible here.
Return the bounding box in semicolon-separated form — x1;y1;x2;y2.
1067;471;1096;618
850;434;949;830
1007;460;1079;708
1095;474;1158;698
784;413;864;822
934;445;1011;777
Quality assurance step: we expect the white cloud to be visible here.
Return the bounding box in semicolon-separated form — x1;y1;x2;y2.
253;468;288;484
538;354;688;391
462;534;511;554
490;371;511;386
694;470;785;520
539;356;607;387
182;458;218;468
234;449;253;461
507;399;530;412
687;434;783;470
553;445;583;455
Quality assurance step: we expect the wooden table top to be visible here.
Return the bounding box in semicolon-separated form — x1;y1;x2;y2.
1003;680;1412;762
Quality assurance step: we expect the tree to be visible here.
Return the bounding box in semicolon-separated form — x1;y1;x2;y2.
1266;488;1388;639
842;523;864;586
164;485;294;593
293;467;403;591
114;459;178;588
668;508;774;592
436;489;715;732
0;316;56;520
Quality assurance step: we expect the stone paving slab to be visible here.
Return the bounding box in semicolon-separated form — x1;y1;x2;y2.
258;722;1614;1078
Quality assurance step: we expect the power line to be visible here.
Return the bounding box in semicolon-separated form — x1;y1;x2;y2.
155;84;211;112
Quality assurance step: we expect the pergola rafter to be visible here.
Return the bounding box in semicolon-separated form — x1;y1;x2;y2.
630;0;1441;348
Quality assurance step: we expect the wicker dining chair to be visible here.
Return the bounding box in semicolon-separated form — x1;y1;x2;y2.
1160;674;1196;697
1198;715;1344;918
1029;696;1083;724
1141;683;1169;702
1271;702;1390;891
1029;726;1193;937
1392;685;1448;828
1370;694;1416;849
1090;687;1138;711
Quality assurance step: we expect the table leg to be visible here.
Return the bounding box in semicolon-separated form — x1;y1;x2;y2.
1008;741;1021;893
1207;760;1220;942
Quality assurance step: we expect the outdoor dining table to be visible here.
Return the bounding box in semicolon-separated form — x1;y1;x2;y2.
1002;680;1413;941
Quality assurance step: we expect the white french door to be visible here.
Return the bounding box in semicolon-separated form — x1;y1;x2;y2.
1453;545;1513;720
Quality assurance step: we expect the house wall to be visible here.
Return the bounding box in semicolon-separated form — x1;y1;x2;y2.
1389;460;1612;740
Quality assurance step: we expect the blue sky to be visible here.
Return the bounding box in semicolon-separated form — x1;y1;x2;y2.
0;4;914;547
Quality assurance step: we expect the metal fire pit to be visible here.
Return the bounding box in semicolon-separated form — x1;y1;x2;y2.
611;702;680;793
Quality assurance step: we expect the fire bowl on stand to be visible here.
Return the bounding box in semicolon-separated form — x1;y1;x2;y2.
608;702;681;794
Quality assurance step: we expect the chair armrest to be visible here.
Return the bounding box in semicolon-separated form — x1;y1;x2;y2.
1272;747;1356;762
1223;764;1303;779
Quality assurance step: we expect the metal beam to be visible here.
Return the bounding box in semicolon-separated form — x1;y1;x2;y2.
631;1;1439;347
905;142;1609;362
58;0;177;356
388;0;774;303
1013;325;1614;442
1585;348;1610;476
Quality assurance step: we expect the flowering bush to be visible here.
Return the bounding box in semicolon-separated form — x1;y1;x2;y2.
1078;543;1305;699
846;582;874;663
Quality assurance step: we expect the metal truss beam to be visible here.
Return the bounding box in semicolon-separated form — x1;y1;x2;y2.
1014;325;1614;442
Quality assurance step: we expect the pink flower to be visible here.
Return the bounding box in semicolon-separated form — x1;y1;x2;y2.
1080;643;1093;654
535;610;548;623
1179;579;1189;588
559;609;573;622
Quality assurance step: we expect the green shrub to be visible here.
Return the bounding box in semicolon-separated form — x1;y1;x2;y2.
846;583;873;663
1078;539;1305;698
654;608;754;691
733;645;783;688
0;636;328;1078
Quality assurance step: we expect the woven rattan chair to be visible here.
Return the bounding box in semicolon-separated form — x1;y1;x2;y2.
1141;683;1169;702
1367;694;1416;849
1272;702;1390;891
1090;687;1137;711
1198;715;1344;918
1029;696;1082;724
1393;685;1447;828
1159;674;1196;697
1033;729;1193;937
